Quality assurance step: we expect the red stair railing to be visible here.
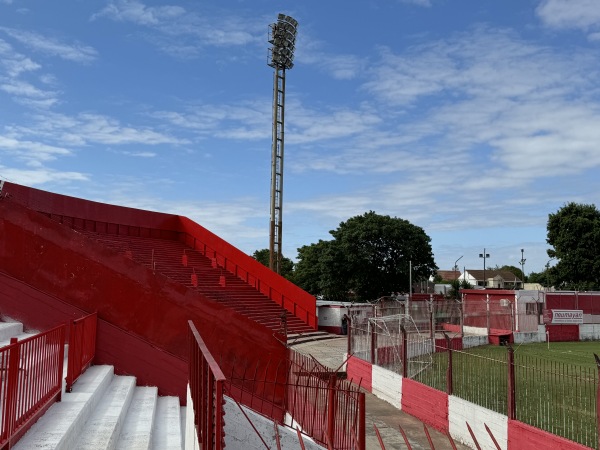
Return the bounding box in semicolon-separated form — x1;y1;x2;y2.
65;312;97;392
188;320;226;450
0;324;66;449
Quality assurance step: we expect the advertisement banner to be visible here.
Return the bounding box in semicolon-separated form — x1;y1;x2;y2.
549;309;583;324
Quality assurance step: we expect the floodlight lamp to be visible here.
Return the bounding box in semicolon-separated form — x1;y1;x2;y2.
268;13;298;70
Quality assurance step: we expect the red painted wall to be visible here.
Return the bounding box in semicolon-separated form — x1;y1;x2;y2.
2;182;317;331
547;292;600;315
0;272;188;400
508;420;591;450
0;271;82;334
346;356;372;391
546;325;580;342
2;182;180;231
434;337;463;352
0;199;288;410
401;379;449;432
462;290;514;330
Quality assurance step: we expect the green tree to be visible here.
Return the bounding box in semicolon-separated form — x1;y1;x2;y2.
546;202;600;290
293;240;331;295
295;211;437;301
527;270;547;286
487;264;525;282
448;278;474;300
251;249;295;281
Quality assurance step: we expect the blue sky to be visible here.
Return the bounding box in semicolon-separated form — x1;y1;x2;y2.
1;0;600;276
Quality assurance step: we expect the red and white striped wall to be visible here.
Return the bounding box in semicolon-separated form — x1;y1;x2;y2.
345;355;592;450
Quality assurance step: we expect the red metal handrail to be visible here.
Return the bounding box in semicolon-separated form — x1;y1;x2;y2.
188;320;226;450
65;312;97;392
0;324;66;449
287;350;366;450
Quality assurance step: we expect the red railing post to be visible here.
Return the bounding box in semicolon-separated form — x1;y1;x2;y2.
188;320;226;450
2;338;20;439
0;325;66;448
66;312;97;392
327;375;336;446
594;354;600;450
507;346;516;420
358;393;366;450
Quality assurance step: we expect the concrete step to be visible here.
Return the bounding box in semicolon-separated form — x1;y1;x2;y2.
74;375;136;449
0;331;38;348
152;397;183;450
115;386;158;450
14;365;115;450
0;321;24;342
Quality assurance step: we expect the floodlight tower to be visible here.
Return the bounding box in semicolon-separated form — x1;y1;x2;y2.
267;13;298;273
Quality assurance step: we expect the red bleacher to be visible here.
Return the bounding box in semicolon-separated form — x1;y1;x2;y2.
78;231;313;334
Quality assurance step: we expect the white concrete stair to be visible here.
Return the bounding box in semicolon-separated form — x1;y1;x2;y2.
152;396;184;450
0;321;37;347
3;316;186;450
74;375;137;449
115;386;158;450
13;365;115;450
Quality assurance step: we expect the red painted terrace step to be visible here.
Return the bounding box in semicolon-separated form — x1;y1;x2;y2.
77;231;315;335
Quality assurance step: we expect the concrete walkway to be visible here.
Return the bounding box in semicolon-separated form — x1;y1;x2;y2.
292;337;471;450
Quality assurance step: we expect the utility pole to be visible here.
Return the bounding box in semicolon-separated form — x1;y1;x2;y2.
519;248;526;289
479;249;490;288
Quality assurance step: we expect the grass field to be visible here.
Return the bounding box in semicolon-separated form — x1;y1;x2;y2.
478;341;600;367
412;341;600;447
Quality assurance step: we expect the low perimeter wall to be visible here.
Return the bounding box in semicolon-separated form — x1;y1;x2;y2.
346;351;593;449
580;324;600;341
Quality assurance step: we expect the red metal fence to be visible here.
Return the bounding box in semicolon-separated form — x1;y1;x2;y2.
287;350;366;450
351;324;600;448
0;324;66;449
188;319;366;449
65;312;97;392
188;320;226;450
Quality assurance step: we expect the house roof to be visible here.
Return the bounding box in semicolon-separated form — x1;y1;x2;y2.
437;270;461;281
465;270;522;282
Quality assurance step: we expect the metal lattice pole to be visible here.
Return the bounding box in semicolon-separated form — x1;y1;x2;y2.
269;67;285;273
267;14;298;274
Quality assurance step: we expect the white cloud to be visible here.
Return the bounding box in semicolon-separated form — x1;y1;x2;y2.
17;112;189;147
358;26;600;180
154;101;271;140
399;0;431;6
0;166;88;186
0;79;56;99
588;32;600;41
123;151;157;158
0;38;59;108
93;0;261;57
536;0;600;31
0;134;72;168
0;27;97;63
288;106;382;145
93;0;185;26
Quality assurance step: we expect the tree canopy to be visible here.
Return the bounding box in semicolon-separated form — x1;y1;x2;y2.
487;264;526;282
546;202;600;290
251;249;295;281
294;211;437;301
